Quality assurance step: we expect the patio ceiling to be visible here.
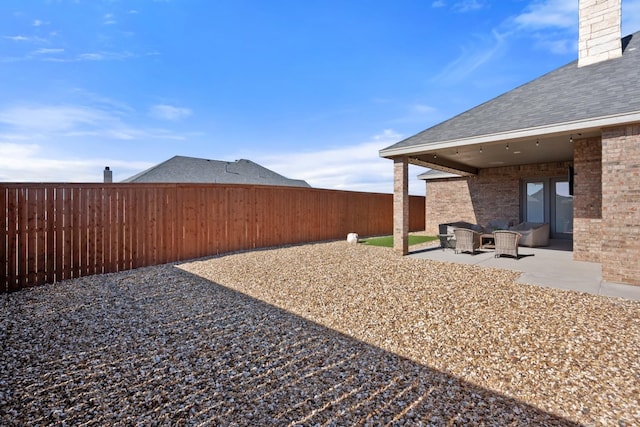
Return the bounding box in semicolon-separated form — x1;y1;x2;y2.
400;128;601;176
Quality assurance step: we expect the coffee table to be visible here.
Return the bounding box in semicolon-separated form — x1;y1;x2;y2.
480;234;495;249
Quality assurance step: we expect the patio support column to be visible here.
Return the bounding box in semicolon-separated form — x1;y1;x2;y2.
601;124;640;285
393;156;409;255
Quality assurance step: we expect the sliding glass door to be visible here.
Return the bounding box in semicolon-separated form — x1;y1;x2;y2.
525;181;545;223
552;179;573;238
523;178;573;239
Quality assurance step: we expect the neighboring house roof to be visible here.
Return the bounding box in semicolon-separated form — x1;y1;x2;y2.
380;31;640;158
123;156;311;187
417;169;460;181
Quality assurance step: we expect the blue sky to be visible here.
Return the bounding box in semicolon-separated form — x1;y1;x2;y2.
1;0;639;194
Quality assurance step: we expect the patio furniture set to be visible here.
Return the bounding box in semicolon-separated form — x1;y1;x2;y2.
438;220;550;259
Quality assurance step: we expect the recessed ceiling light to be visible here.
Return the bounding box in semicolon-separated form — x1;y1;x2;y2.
513;151;521;154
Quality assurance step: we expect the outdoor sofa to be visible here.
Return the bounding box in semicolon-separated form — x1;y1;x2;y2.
509;222;550;247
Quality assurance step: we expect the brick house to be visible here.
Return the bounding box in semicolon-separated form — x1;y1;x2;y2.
379;0;640;286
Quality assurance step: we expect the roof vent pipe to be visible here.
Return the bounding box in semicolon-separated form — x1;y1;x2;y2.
104;166;113;183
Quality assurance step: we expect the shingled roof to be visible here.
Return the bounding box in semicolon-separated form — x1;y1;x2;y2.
381;31;640;156
123;156;311;188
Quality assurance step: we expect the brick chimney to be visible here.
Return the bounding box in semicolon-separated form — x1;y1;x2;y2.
578;0;622;67
103;166;113;183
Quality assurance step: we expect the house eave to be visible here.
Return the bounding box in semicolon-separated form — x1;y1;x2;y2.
379;111;640;159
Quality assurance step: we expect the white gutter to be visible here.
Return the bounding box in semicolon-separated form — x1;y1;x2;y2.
379;111;640;158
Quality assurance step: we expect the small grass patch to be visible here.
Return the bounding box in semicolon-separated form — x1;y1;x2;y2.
360;235;438;248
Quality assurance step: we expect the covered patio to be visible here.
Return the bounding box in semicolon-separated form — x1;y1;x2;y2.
380;3;640;286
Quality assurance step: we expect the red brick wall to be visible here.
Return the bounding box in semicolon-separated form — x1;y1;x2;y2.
601;124;640;285
573;137;602;262
468;167;521;226
425;178;476;234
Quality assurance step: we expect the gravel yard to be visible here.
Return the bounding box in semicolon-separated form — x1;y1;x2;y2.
2;241;639;426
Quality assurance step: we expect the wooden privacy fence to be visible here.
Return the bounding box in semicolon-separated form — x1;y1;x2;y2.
1;183;425;292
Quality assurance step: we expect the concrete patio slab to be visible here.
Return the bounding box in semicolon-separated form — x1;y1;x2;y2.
410;240;640;301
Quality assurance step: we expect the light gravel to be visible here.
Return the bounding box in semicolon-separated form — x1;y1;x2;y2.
1;241;639;426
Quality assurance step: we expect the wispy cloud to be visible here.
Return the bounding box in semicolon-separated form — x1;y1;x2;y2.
0;142;39;158
2;14;154;64
149;104;193;121
412;104;436;115
514;0;577;30
62;127;187;141
431;0;486;13
246;129;425;194
71;88;136;115
0;103;190;141
0;105;114;132
4;35;49;43
0;98;195;182
511;0;581;54
432;29;507;84
432;0;586;81
104;13;117;25
4;35;29;42
529;32;576;54
453;0;486;13
32;48;64;55
0;46;143;63
0;142;153;182
78;53;106;61
387;103;440;125
77;51;133;61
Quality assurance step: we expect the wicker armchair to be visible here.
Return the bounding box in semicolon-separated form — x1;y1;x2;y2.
493;230;521;258
453;228;481;254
